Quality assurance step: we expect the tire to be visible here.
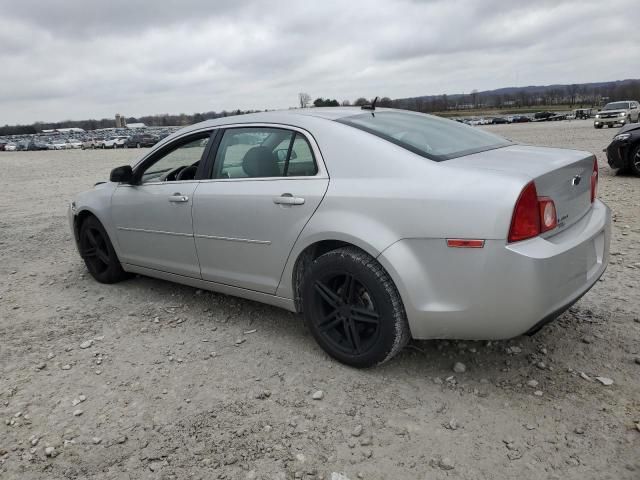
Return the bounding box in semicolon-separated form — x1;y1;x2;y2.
594;125;602;129
301;247;410;368
78;216;128;284
630;144;640;177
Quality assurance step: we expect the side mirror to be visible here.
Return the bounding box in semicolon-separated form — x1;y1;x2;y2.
110;165;134;183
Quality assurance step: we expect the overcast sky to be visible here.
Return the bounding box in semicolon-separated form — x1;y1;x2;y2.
1;0;638;124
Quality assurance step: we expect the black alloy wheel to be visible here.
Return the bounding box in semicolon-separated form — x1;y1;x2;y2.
79;216;128;283
312;272;382;357
302;247;410;368
630;144;640;177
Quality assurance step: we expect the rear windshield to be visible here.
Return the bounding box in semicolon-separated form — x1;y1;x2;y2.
337;111;511;160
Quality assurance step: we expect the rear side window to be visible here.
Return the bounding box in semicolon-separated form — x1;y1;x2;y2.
337;111;511;161
213;127;317;179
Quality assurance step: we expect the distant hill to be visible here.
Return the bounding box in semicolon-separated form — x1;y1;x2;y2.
392;78;640;111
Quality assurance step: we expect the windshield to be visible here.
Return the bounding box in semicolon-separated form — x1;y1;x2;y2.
603;102;629;110
337;111;511;160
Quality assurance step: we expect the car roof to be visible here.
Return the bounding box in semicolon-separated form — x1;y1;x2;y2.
174;107;393;133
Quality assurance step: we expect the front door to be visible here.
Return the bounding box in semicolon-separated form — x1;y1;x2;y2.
192;126;329;294
111;132;213;277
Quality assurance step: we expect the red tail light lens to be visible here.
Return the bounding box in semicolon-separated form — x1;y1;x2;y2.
508;182;558;243
590;158;598;203
508;182;540;242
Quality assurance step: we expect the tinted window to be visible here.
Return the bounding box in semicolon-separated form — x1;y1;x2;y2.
213;127;317;178
337;111;512;161
141;135;209;183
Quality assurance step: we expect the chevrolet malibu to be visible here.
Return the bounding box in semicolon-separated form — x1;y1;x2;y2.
69;108;610;367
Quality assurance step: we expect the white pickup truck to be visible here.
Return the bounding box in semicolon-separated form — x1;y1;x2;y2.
594;100;640;128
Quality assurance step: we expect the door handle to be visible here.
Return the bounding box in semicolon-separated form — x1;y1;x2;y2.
273;193;305;205
168;193;189;203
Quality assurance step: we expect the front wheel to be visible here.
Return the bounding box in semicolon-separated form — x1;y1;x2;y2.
630;144;640;177
79;216;128;283
301;247;410;368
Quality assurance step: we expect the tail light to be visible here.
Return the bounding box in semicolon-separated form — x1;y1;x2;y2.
508;182;557;243
538;198;557;233
590;158;598;203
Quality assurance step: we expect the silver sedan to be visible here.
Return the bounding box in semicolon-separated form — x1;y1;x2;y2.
68;108;610;367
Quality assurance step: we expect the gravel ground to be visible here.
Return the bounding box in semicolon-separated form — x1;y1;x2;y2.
1;120;638;480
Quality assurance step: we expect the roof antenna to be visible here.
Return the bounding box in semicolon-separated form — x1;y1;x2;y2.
361;96;378;111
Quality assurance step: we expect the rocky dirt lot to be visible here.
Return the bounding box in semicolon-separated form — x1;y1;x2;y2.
0;120;638;480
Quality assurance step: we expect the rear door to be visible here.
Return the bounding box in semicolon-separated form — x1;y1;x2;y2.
192;126;329;294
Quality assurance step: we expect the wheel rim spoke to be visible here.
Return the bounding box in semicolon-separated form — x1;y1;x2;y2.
350;306;380;324
347;319;362;354
314;281;341;309
341;274;356;303
82;247;97;258
86;229;99;247
318;313;342;333
95;248;110;264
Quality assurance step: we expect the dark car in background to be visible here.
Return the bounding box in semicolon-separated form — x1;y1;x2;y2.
27;140;48;151
605;123;640;176
491;117;509;124
125;133;159;148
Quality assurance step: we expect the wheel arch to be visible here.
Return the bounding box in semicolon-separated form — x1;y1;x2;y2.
285;236;391;313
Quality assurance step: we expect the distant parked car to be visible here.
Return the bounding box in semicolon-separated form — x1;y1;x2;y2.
28;140;49;151
491;117;509;124
48;139;67;150
575;108;593;120
82;138;102;149
4;143;17;151
605;122;640;176
124;134;159;148
66;139;83;149
511;115;531;123
102;136;128;149
534;111;555;120
594;101;640;129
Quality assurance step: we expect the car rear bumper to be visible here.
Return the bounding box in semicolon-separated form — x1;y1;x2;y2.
377;200;611;340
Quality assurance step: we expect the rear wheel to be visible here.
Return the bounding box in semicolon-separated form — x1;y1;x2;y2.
79;216;128;283
301;247;410;368
630;144;640;177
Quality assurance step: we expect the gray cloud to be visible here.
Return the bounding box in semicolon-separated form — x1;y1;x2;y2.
0;0;638;124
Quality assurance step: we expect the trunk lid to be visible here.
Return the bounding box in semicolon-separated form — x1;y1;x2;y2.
446;144;595;235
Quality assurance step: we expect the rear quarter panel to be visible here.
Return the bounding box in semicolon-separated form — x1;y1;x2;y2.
276;122;527;299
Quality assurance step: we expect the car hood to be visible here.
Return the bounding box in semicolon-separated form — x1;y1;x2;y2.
617;123;640;135
598;110;627;115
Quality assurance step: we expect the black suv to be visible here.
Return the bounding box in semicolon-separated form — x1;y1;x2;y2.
125;134;158;148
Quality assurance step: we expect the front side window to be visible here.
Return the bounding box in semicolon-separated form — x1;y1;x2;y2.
213;127;317;178
140;134;210;183
337;111;511;161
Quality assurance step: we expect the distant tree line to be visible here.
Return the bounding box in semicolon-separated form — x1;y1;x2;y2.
0;109;260;136
3;79;639;136
389;79;640;113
